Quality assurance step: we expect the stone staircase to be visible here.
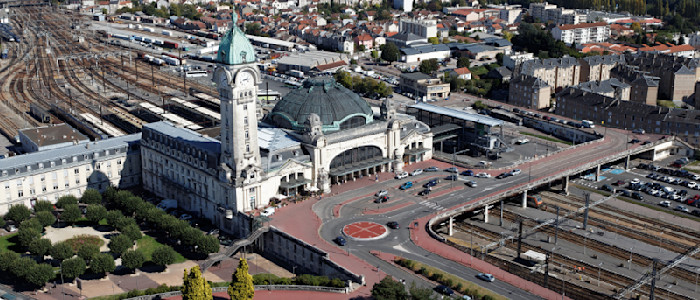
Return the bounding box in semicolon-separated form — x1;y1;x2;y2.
200;226;269;271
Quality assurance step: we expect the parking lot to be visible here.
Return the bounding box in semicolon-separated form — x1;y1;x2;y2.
571;156;700;218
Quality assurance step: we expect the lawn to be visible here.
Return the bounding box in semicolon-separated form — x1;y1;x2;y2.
137;235;186;264
0;233;17;253
519;131;573;145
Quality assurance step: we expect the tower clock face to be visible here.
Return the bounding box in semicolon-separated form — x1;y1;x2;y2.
237;71;254;88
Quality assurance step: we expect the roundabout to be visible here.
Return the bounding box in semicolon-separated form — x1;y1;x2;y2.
342;221;388;241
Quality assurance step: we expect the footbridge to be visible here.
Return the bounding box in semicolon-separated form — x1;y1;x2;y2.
427;136;675;242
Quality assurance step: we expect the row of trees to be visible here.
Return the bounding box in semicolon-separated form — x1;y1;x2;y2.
334;70;393;98
104;187;219;256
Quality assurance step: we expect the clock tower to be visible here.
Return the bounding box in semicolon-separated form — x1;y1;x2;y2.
213;10;262;211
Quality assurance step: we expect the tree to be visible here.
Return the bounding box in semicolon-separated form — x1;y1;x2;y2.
29;238;52;258
56;195;78;209
428;37;439;44
380;42;400;63
121;224;143;241
183;266;212;300
77;244;100;261
20;218;43;232
25;263;54;287
108;234;133;256
196;235;220;255
457;57;471;68
0;217;4;229
106;210;125;228
86;205;108;224
61;257;86;281
80;188;102;205
5;204;31;223
60;204;81;224
502;31;514;42
152;246;177;267
419;59;439;74
409;282;434;300
103;186;118;204
371;276;408;300
10;256;36;278
90;253;116;275
227;258;254;300
0;251;20;272
121;249;145;272
51;242;74;261
17;227;41;247
34;200;54;212
36;211;56;227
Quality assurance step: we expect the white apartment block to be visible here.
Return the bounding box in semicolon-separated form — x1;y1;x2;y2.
393;0;413;13
0;134;141;215
551;22;610;45
530;2;586;24
399;19;437;39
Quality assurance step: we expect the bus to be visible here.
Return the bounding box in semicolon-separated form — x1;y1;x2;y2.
185;71;208;78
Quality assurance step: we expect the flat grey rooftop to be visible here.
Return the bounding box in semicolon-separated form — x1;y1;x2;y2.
409;103;504;127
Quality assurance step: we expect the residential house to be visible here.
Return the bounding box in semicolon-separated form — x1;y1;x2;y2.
399;72;450;101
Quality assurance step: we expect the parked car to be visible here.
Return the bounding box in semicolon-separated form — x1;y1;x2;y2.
445;167;459;173
334;236;346;246
632;192;644;200
659;200;671;207
424;166;439;172
395;172;409;179
510;169;522;176
475;172;491;178
424;179;439;188
632;128;645;134
418;189;431;196
630;178;640;184
613;180;626;186
600;184;615;192
260;208;275;217
387;221;400;229
476;273;495;282
691;209;700;216
410;169;423;176
465;180;477;187
446;175;458;181
400;181;413;190
375;190;388;197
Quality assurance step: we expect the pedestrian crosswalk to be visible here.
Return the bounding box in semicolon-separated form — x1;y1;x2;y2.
419;200;444;211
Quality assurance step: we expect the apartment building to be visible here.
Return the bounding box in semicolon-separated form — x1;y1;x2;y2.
578;55;625;82
625;52;700;101
575;78;631;101
399;72;450;101
551;22;610;45
508;75;552;109
399;19;438;39
0;134;141;215
529;1;556;22
556;87;700;146
393;0;413;13
519;57;581;92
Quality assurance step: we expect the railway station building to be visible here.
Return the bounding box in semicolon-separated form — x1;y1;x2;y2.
140;14;434;236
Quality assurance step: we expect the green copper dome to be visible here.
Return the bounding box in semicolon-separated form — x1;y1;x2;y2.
266;77;374;134
217;11;256;65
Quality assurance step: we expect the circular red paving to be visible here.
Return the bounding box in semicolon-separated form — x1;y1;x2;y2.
343;221;388;241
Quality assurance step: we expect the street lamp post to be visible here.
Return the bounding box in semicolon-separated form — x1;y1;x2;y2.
598;262;603;287
629;247;634;270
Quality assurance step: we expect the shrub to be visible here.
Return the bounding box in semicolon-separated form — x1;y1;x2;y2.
106;210;124;227
0;251;21;272
5;204;31;223
10;256;36;278
80;188;102;205
34;200;54;212
65;234;104;251
25;263;54;287
56;195;79;209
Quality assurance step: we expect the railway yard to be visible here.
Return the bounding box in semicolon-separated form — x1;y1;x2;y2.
0;6;223;153
436;170;700;300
